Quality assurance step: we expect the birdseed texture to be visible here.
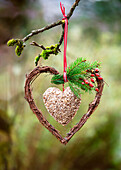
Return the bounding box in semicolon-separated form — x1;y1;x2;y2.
43;87;81;126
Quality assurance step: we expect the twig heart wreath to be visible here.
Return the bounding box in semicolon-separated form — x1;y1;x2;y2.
7;0;104;145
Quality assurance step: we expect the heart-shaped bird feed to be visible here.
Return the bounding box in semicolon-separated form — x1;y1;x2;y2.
43;87;81;126
24;66;104;145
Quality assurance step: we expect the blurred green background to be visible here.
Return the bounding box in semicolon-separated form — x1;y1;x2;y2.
0;0;121;169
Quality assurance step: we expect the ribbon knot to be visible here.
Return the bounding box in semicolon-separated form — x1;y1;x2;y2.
60;2;68;90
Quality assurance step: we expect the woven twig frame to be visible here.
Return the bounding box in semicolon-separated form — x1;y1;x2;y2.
24;66;104;145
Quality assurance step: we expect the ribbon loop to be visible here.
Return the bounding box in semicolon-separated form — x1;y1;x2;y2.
60;2;68;90
60;2;66;17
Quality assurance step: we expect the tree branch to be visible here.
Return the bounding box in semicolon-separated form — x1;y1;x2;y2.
58;27;65;47
22;0;81;42
30;41;46;50
22;21;63;42
67;0;81;19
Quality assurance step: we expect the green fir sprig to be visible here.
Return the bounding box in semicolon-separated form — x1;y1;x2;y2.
51;58;102;98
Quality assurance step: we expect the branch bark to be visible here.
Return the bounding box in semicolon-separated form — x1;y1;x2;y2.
22;0;81;42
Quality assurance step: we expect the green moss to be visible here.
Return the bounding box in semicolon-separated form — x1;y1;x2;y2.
15;45;24;56
34;44;60;66
62;20;65;24
7;39;17;46
7;38;25;57
41;50;49;59
34;54;41;66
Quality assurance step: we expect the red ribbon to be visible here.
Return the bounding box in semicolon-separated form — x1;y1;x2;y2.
60;2;68;91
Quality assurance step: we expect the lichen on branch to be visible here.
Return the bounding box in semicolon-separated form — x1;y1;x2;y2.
7;38;25;56
34;44;60;66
